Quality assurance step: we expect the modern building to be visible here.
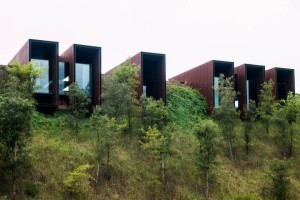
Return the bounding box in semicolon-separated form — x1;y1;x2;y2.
106;52;166;104
59;44;101;106
9;39;59;109
170;60;234;112
266;67;295;100
235;64;265;110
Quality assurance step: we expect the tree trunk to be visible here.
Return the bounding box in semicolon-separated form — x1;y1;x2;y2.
161;154;165;184
96;163;100;185
289;127;293;158
228;138;234;161
205;170;209;200
12;142;17;199
106;145;111;180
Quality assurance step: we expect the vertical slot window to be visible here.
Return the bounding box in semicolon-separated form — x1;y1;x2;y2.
214;77;219;108
75;63;92;96
59;62;69;94
32;59;51;94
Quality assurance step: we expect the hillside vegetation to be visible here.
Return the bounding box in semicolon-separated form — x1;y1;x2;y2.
0;62;300;200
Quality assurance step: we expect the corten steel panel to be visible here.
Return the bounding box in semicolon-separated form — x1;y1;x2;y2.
106;52;166;104
9;39;59;109
266;67;295;100
235;64;265;111
170;60;234;113
60;44;101;106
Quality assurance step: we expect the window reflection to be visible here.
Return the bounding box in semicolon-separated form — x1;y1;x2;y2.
75;63;92;96
214;77;219;108
32;59;51;94
59;62;69;94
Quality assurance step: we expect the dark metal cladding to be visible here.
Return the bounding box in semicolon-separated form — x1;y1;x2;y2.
266;67;295;100
235;64;265;111
60;44;101;106
169;60;234;113
106;52;166;104
9;39;59;109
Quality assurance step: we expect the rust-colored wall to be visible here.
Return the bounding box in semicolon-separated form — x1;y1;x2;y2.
9;40;30;65
131;52;143;100
170;60;234;113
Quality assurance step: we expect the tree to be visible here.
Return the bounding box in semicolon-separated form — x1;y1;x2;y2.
0;62;38;198
193;120;220;200
259;80;275;137
89;106;116;181
112;59;139;95
0;95;34;198
273;92;299;158
243;100;258;155
140;126;167;199
63;164;93;199
284;92;299;157
140;95;167;132
5;62;43;99
102;61;139;137
214;74;240;161
262;159;290;200
66;82;91;136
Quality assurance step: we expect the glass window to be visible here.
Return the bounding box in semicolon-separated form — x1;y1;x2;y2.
31;59;51;94
59;62;69;94
75;63;92;96
214;77;219;108
246;80;249;108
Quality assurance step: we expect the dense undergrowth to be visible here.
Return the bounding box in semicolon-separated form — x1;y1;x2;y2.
1;63;300;199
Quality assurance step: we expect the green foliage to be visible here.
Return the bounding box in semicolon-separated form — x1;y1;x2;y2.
140;126;167;198
103;62;139;136
167;82;207;128
214;74;240;161
194;120;220;199
243;100;258;155
63;164;93;199
262;159;290;200
112;59;139;95
259;80;275;136
89;106;116;181
24;182;38;198
140;95;167;132
5;62;43;99
0;96;34;197
66;82;91;135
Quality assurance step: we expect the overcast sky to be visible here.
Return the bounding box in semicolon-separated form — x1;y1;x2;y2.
0;0;299;92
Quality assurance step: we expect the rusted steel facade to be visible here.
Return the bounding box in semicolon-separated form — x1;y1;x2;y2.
266;67;295;100
9;39;59;109
106;52;166;104
60;44;101;106
170;60;234;112
235;64;265;111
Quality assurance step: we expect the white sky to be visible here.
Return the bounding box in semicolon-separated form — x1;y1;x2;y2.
0;0;299;93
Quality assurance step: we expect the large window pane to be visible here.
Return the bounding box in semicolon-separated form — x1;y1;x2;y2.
214;77;219;108
59;62;69;94
32;59;51;94
75;63;92;96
